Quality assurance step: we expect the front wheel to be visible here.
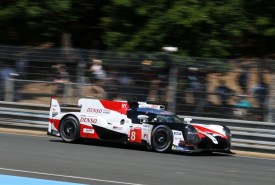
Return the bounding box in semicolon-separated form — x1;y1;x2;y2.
151;125;173;152
60;116;80;143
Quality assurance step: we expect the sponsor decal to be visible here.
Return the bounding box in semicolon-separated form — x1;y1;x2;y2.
143;128;150;132
83;128;94;134
103;109;110;114
143;133;148;139
143;124;151;128
80;117;97;123
80;124;99;139
87;108;102;113
129;128;142;143
172;145;189;151
151;105;159;108
173;131;182;135
122;103;127;109
113;126;123;130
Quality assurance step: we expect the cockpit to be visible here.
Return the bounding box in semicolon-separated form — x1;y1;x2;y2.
127;107;182;124
152;115;182;123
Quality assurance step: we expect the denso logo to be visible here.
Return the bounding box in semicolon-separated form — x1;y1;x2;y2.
80;117;97;123
87;108;102;113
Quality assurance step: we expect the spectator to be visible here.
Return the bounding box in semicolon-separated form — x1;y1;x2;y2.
89;59;107;83
52;63;70;98
192;77;207;116
252;76;268;109
14;56;29;101
15;57;28;78
135;60;154;101
251;75;268;121
117;70;134;100
156;58;171;102
237;67;249;94
215;80;233;108
88;59;107;97
0;59;18;101
233;95;252;119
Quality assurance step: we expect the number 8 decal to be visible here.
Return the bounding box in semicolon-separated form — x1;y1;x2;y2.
131;131;136;140
129;128;142;143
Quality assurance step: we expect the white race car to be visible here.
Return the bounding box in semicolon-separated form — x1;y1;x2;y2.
48;97;231;153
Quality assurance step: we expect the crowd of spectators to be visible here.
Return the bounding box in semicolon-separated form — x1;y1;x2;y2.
0;55;271;121
180;66;269;121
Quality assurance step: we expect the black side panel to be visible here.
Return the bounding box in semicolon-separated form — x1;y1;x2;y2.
165;122;187;131
93;125;128;141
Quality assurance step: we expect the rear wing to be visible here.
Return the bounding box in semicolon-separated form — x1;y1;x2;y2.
48;97;61;133
138;102;165;110
49;98;61;119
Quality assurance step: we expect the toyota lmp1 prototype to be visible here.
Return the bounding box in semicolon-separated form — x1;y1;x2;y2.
48;97;232;153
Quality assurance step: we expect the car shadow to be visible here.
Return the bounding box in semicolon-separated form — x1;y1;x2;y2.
50;138;235;157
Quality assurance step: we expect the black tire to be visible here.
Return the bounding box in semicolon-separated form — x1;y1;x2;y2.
60;116;80;143
151;125;173;152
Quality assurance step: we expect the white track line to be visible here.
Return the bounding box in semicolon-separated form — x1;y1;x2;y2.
0;167;145;185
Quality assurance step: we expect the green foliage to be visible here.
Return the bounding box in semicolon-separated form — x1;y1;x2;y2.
0;0;73;45
102;0;275;57
102;0;246;57
0;0;275;57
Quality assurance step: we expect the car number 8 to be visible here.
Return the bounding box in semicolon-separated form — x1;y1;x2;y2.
131;131;136;140
129;128;142;143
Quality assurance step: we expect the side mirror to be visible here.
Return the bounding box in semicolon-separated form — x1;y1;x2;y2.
184;118;192;124
137;115;149;123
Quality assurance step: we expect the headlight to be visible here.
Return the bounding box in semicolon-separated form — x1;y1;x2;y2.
184;125;200;144
223;126;231;137
223;126;232;142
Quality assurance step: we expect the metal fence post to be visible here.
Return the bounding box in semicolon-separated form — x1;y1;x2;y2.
268;72;275;122
4;78;14;102
63;83;71;104
167;63;178;113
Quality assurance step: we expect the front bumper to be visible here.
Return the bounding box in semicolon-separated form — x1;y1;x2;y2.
172;136;231;153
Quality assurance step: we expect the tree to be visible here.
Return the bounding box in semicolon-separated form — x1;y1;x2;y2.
0;0;107;48
1;0;275;58
0;0;73;45
101;0;275;58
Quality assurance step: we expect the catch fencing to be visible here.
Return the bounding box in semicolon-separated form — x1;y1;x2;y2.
0;101;275;154
0;45;275;123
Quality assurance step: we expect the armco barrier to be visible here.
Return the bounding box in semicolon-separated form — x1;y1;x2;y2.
0;101;275;154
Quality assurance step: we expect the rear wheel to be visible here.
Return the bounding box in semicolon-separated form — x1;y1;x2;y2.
151;125;173;152
60;116;80;143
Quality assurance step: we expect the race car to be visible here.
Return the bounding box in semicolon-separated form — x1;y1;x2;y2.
48;97;232;153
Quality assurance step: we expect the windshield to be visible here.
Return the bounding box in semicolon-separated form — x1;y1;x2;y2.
153;115;182;123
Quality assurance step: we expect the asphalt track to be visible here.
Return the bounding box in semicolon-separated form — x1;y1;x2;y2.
0;129;275;185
